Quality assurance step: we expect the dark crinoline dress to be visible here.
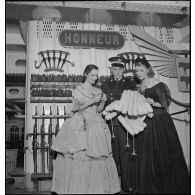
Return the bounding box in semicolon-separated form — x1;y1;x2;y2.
127;82;190;194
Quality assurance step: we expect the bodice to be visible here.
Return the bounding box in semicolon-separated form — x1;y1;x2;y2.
73;85;102;119
144;83;161;102
142;82;171;110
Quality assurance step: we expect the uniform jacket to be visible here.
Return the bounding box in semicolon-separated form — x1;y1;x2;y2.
101;75;136;126
101;75;137;107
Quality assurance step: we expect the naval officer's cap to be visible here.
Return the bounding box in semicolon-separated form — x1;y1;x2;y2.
108;56;126;69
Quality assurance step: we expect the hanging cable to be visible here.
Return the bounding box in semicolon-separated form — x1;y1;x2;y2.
110;119;115;139
125;130;130;149
132;134;137;156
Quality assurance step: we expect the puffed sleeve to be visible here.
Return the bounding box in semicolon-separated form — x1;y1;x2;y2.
155;82;171;109
72;87;84;112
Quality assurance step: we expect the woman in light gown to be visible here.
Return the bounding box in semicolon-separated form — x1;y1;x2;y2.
51;64;120;194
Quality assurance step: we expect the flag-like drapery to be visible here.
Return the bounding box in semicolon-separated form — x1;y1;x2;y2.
128;25;178;78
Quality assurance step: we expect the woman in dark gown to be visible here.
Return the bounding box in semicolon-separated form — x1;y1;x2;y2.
127;57;190;194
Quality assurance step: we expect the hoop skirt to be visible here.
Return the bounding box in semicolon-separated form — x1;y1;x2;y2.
127;82;190;194
51;86;120;194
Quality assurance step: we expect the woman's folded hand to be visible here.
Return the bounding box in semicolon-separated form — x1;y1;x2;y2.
92;94;102;103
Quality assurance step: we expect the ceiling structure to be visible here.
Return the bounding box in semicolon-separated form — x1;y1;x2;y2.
6;1;190;26
6;1;190;14
6;1;190;46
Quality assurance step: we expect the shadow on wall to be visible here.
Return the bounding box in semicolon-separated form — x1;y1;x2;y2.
6;3;188;27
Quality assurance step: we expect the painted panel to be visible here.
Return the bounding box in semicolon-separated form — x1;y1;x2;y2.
176;57;190;92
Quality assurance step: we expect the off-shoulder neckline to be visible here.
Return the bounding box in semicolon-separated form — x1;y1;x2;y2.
76;84;101;98
145;82;163;90
78;84;101;92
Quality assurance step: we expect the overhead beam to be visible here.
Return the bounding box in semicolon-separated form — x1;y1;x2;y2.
6;3;188;27
6;24;25;45
6;1;190;14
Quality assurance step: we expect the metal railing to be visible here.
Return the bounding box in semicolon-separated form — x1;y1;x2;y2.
28;105;69;192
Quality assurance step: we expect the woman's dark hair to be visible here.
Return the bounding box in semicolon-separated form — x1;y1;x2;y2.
134;57;155;78
82;64;99;84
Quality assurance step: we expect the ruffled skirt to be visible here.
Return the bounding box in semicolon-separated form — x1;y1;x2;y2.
51;111;120;194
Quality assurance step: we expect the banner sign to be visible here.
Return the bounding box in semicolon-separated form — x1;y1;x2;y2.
59;30;125;49
176;57;190;92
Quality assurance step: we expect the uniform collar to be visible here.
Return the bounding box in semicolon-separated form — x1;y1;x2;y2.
110;75;124;82
114;77;122;81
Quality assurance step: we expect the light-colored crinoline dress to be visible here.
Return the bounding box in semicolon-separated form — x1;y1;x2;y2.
51;86;120;194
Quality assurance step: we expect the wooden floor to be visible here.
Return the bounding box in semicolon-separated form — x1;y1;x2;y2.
6;168;134;194
6;168;52;194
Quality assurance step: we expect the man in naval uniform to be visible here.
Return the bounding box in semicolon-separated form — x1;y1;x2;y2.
101;56;137;193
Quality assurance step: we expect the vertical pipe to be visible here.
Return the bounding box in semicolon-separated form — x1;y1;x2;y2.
25;20;39;192
64;105;66;121
41;106;45;174
55;106;60;135
48;106;52;173
32;106;38;174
